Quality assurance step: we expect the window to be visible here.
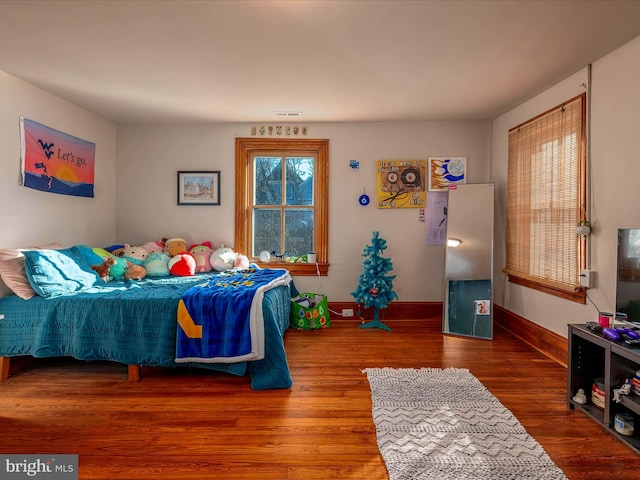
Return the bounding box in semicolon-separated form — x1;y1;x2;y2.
235;138;329;276
505;93;587;303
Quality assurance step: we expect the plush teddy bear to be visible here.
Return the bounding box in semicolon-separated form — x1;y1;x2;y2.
189;242;214;273
164;238;188;258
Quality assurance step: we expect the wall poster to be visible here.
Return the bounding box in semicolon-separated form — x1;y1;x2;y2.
425;191;448;245
20;117;96;198
428;157;466;191
376;159;426;209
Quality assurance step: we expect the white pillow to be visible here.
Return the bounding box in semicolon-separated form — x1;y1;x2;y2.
0;242;62;299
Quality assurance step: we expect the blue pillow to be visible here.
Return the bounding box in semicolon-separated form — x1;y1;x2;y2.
23;247;99;298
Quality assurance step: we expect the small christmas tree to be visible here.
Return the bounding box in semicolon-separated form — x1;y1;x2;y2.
351;231;398;332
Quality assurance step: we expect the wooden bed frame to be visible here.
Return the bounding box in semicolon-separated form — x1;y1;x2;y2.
0;356;142;382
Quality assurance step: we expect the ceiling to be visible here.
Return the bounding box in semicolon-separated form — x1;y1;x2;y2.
1;0;640;124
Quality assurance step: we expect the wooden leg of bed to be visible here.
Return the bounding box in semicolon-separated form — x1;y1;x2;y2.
128;365;141;382
1;357;10;382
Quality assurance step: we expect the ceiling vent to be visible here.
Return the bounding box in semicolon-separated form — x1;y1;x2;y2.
272;111;302;118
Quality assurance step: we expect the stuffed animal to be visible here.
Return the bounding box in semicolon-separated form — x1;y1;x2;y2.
189;242;214;273
164;238;188;258
125;263;147;281
168;252;196;276
116;244;149;266
104;244;125;254
142;240;165;254
144;252;170;277
210;245;237;272
113;245;148;278
91;256;116;282
109;256;128;280
234;253;250;269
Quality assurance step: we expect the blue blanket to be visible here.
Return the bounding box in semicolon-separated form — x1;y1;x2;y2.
175;266;291;363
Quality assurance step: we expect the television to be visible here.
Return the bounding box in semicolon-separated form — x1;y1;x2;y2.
616;228;640;323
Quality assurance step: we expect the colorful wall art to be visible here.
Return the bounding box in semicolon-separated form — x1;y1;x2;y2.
20;118;95;198
428;157;466;191
376;160;426;209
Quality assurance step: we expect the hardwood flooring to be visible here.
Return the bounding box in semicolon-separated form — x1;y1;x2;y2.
1;319;639;479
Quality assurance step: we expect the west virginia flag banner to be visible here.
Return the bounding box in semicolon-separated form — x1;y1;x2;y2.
20;117;95;198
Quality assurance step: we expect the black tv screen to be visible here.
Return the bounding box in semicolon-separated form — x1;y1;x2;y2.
616;228;640;322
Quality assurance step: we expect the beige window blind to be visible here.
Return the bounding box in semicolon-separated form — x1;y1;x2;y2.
505;93;586;300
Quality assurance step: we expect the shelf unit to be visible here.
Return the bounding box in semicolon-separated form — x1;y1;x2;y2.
568;324;640;453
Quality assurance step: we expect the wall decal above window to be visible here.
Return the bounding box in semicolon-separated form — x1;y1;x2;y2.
250;125;308;137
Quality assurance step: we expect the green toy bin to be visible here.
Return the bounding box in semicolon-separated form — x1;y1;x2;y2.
290;293;330;330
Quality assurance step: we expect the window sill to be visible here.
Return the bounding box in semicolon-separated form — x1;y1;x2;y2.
254;262;329;276
506;273;586;304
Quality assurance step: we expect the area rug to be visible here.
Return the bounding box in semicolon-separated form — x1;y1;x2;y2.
363;367;567;480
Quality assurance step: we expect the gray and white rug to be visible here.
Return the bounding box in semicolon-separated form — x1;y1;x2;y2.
363;367;567;480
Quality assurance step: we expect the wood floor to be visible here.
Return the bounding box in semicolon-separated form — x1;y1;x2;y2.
1;319;639;479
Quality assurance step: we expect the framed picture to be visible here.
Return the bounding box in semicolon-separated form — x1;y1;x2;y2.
177;171;220;205
428;157;466;191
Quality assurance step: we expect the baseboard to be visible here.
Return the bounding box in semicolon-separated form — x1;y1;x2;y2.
328;301;443;320
327;301;567;367
493;305;568;368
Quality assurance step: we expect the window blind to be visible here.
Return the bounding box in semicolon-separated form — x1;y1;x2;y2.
505;94;586;297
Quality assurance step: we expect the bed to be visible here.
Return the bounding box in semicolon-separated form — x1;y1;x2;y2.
0;269;293;390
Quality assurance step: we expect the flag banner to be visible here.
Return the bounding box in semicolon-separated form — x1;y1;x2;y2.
20;117;95;198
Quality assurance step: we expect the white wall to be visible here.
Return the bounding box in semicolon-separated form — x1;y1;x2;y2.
0;72;117;247
116;121;491;302
7;31;637;322
0;72;117;295
491;35;640;337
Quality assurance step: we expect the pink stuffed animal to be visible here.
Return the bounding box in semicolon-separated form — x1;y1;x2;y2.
234;253;250;269
142;240;165;254
189;242;214;273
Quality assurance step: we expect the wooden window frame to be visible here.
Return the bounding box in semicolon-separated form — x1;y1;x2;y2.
504;93;587;303
235;137;329;276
